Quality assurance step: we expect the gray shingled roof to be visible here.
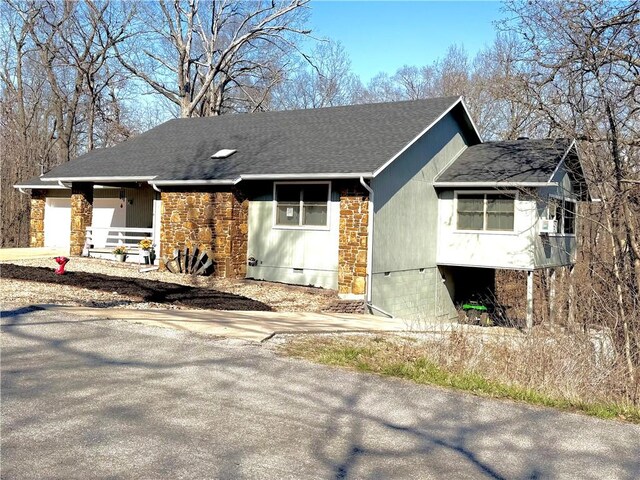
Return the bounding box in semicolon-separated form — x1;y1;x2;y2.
435;138;573;184
34;97;465;183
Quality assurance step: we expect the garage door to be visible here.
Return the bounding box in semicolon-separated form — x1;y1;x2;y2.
44;198;72;248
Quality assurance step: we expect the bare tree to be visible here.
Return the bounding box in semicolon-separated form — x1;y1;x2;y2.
111;0;311;117
501;0;640;382
0;0;135;247
270;40;362;109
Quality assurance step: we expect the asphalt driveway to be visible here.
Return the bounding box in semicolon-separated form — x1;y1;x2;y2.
2;307;639;479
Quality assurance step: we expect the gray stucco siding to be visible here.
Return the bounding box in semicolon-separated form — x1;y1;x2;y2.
246;185;340;290
370;111;470;320
372;112;469;272
371;267;457;322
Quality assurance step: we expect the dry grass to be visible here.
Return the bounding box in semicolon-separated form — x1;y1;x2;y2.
282;329;640;422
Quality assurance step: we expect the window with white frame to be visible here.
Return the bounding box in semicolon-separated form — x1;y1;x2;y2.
275;182;330;227
547;197;576;234
456;192;515;231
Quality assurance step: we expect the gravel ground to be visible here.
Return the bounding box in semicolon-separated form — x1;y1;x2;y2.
0;257;338;312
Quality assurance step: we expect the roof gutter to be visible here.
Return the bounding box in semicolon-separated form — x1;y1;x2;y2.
240;173;373;181
13;184;67;190
44;176;157;182
433;181;558;188
148;178;239;186
148;172;374;187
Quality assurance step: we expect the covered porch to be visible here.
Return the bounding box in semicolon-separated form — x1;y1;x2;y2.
29;183;161;263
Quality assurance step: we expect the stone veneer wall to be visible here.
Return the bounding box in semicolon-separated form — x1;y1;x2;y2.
338;185;369;296
229;187;249;278
29;190;46;248
70;183;93;256
160;188;248;278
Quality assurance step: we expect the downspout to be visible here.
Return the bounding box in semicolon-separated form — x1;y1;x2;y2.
150;183;161;193
17;187;28;195
57;180;71;188
359;176;393;318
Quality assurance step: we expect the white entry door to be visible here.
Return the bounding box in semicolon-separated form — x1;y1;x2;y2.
91;198;126;248
44;198;72;248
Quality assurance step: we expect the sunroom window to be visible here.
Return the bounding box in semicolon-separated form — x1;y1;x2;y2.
275;183;329;227
457;193;515;231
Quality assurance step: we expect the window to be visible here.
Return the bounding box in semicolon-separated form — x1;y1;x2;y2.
457;192;515;231
547;197;576;234
563;200;575;234
275;183;329;227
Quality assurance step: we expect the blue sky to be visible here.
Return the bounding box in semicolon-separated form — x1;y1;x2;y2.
308;1;505;82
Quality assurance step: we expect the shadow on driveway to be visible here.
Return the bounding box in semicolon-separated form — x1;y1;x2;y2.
2;309;639;479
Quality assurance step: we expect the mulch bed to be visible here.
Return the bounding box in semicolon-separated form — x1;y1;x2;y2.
1;264;272;311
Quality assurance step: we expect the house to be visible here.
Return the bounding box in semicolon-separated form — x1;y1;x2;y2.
14;96;591;326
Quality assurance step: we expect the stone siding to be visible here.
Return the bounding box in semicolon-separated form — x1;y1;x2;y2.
160;188;248;278
338;185;369;296
29;190;46;248
70;183;93;256
229;187;249;278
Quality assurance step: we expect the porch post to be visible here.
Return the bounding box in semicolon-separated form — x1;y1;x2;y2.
548;268;556;325
70;183;93;256
526;270;534;330
29;190;46;248
567;265;576;325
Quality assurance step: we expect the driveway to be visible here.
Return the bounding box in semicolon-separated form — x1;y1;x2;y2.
2;308;639;479
0;247;69;261
29;304;421;341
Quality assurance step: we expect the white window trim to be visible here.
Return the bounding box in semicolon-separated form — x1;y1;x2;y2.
547;194;577;237
272;181;332;231
454;190;518;233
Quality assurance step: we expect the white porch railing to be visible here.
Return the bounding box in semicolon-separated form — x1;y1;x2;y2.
84;226;154;253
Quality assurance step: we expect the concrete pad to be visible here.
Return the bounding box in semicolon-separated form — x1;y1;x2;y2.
29;304;417;342
0;247;70;261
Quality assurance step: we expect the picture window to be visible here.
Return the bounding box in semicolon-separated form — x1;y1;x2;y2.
457;192;515;231
275;183;329;227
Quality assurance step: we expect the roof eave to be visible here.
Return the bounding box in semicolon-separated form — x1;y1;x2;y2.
547;139;576;182
13;184;67;190
149;172;374;187
43;176;157;182
372;96;482;178
550;140;594;202
239;172;373;181
433;181;558;188
148;179;239;186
